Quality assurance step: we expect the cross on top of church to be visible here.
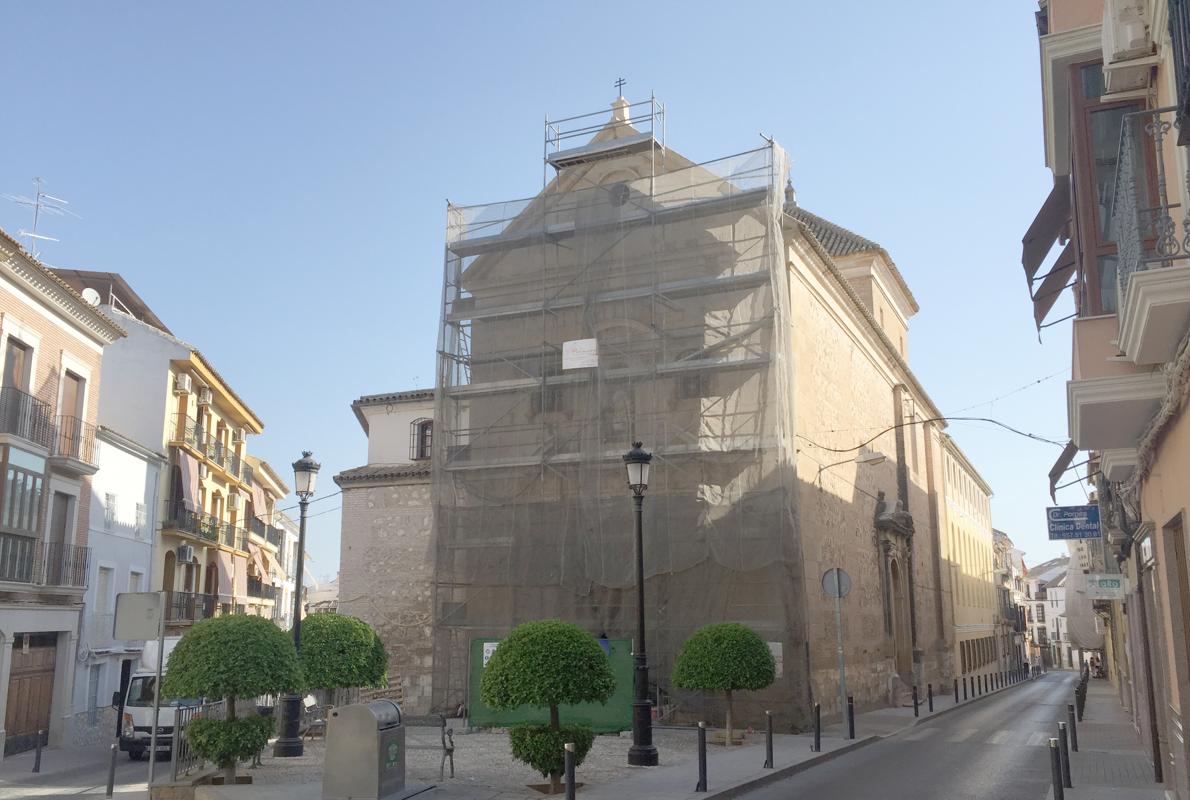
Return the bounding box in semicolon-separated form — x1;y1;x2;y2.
615;77;626;95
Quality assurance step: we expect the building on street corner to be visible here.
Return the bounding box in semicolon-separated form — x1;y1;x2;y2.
0;232;125;757
339;95;1005;727
1020;1;1190;795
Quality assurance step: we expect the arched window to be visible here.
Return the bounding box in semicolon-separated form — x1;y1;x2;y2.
410;418;433;460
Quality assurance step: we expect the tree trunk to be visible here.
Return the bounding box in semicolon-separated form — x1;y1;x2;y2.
224;695;237;784
549;705;561;794
724;690;733;747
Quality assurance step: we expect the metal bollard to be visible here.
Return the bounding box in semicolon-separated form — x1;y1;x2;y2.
695;722;707;792
847;695;855;740
953;678;959;704
106;743;118;799
812;702;821;752
564;742;576;800
927;683;934;713
1067;703;1078;752
912;685;919;717
1049;738;1065;800
32;730;44;773
1058;722;1073;788
963;677;968;700
763;710;773;769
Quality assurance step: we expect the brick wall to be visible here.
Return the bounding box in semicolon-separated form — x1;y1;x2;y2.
0;285;105;548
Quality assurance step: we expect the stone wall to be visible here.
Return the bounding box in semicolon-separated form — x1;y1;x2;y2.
337;478;435;715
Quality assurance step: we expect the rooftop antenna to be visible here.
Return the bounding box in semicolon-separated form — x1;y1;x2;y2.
4;177;80;258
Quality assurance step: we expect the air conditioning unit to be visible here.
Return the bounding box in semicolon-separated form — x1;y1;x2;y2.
177;544;194;563
198;463;209;480
1102;0;1154;93
197;387;213;406
174;374;193;395
228;493;242;510
231;427;245;444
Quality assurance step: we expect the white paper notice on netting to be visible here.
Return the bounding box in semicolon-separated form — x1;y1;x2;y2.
1064;568;1106;650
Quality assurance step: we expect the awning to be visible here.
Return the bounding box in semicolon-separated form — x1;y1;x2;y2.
248;543;272;586
260;547;281;580
251;482;269;522
1048;440;1079;502
178;452;201;511
216;549;234;596
1022;176;1071;282
233;553;248;598
1032;241;1078;329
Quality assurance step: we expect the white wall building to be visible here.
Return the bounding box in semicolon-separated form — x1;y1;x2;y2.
69;427;165;745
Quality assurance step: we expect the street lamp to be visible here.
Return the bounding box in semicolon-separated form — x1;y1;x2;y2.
623;442;658;767
273;450;319;758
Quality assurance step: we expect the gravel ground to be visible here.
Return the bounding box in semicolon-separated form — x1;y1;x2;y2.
248;723;761;796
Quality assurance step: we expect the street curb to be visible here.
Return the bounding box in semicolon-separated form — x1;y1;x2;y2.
702;676;1043;798
704;735;881;799
906;676;1040;729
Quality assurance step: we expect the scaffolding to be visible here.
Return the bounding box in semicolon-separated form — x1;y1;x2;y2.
432;98;801;721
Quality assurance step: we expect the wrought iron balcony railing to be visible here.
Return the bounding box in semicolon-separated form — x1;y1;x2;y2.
165;507;249;552
1112;106;1190;303
0;386;56;450
54;415;99;466
171;414;249;483
0;532;90;587
1172;0;1190;144
164;590;218;623
246;576;276;600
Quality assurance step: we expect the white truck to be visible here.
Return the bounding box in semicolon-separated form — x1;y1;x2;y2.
115;636;200;760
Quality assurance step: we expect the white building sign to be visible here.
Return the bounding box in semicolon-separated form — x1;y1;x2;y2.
482;641;499;668
562;338;598;370
1086;574;1128;600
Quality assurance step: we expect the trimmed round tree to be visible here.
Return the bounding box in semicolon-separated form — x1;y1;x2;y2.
672;623;775;746
162;615;301;783
298;612;388;694
480;620;615;794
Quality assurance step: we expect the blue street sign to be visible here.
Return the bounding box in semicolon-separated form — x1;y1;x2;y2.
1046;505;1101;540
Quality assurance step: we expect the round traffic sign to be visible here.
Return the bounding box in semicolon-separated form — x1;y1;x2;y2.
821;567;852;599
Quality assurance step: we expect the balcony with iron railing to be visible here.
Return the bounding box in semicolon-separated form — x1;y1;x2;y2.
164;590;219;624
51;415;100;475
0;532;90;588
164;507;248;553
246;576;276;601
0;386;56;451
1112;106;1190;365
169;414;251;485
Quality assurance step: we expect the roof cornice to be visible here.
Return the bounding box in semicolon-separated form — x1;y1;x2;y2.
0;230;126;344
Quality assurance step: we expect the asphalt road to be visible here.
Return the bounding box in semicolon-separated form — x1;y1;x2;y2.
740;672;1077;800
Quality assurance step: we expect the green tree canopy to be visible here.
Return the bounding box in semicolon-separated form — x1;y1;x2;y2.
161;615;300;781
672;623;775;746
480;620;615;793
162;614;301;700
480;619;615;713
298;612;388;691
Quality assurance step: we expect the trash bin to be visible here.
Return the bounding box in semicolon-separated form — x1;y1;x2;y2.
322;699;405;800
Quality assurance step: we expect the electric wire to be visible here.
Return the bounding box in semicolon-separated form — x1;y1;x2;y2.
796;415;1067;454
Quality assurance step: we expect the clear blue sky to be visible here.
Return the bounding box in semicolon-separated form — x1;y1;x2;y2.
2;2;1080;578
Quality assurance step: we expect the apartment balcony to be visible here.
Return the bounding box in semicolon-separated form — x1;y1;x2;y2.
0;386;56;451
163;508;248;552
169;414;250;485
1113;106;1190;365
0;532;90;589
49;415;100;476
164;590;218;624
246;576;276;601
1068;314;1164;451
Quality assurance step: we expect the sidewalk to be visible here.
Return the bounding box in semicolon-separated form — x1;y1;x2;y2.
0;740;117;786
1047;678;1165;799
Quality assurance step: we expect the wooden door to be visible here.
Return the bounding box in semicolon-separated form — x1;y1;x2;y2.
3;339;29;390
4;633;57;755
58;372;84;457
45;493;71;585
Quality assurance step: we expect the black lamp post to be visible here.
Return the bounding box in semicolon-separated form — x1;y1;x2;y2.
624;442;658;767
273;450;319;758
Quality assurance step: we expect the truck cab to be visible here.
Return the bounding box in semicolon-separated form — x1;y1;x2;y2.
114;637;199;760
